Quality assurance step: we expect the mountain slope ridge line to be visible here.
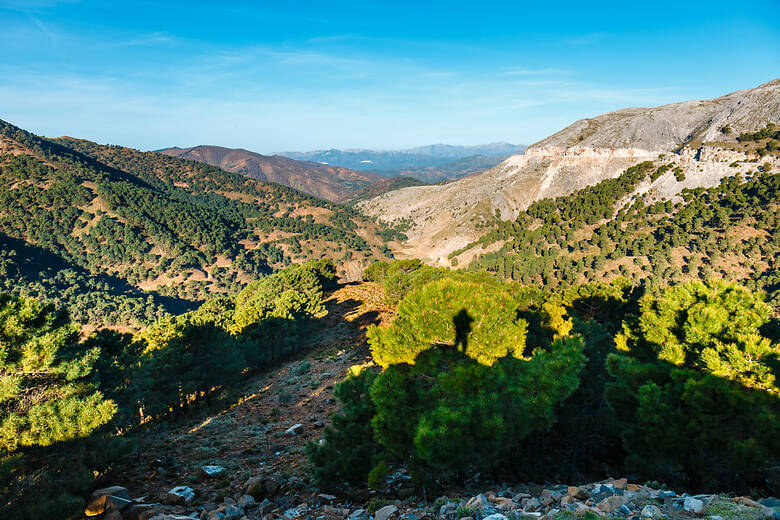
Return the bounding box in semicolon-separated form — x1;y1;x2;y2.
357;79;780;264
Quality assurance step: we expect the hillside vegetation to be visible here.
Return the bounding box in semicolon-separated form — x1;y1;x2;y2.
1;260;340;519
310;262;778;496
0;120;392;328
358;81;780;264
1;89;779;520
465;161;778;309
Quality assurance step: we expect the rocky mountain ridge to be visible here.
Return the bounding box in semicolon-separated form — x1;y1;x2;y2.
534;78;780;151
358;80;780;264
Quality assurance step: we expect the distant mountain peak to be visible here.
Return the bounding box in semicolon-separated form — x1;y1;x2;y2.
277;143;527;177
158;144;384;202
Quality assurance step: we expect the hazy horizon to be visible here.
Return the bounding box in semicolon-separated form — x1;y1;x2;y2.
1;0;778;153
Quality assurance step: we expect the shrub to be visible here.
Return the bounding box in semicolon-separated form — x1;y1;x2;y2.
516;280;639;481
605;280;779;490
370;337;584;479
381;261;445;304
363;260;390;283
0;294;116;453
301;258;337;288
367;279;585;480
0;294;119;520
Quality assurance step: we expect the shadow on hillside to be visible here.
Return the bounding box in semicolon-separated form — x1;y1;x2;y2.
453;308;474;351
0;232;196;316
323;296;381;330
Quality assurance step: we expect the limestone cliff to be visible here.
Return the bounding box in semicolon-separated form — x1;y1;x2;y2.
358;80;780;264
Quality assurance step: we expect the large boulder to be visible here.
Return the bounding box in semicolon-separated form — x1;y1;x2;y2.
237;494;256;508
350;508;369;520
596;495;627;514
374;504;398;520
285;423;304;435
466;494;490;511
201;465;226;478
124;503;160;520
439;502;458;519
166;486;195;505
244;475;281;498
683;497;704;515
85;486;132;516
223;504;244;520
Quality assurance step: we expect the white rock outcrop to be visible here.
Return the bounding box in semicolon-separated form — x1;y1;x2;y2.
358;80;779;264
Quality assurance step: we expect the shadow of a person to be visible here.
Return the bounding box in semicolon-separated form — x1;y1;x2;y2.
453;308;474;352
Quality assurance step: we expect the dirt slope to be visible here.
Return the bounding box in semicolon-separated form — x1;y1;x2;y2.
110;283;394;504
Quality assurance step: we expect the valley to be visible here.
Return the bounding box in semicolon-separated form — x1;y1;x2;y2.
1;79;778;520
359;79;780;265
158;145;385;203
0;121;398;328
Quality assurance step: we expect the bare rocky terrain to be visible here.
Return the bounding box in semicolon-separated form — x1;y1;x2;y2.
357;80;780;265
534;79;780;151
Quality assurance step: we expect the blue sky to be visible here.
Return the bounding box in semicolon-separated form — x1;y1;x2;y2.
1;1;778;153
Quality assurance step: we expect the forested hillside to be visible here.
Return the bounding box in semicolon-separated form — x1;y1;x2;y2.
464;162;778;309
0;260;343;519
0;120;394;328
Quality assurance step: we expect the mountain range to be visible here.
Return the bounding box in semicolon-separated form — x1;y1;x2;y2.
358;79;780;264
278;142;527;176
157;142;527;201
158;145;385;203
5;79;779;520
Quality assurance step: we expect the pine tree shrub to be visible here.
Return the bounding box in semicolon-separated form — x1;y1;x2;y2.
605;280;779;491
381;262;445;304
362;261;390;283
0;294;116;452
0;294;118;519
367;278;585;481
136;314;246;417
518;279;640;481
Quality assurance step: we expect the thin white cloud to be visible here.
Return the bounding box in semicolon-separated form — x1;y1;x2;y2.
423;71;455;78
306;34;369;44
114;32;176;47
30;15;56;45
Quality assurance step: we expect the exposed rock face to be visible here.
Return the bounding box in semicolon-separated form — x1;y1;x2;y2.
358;79;780;264
533;78;780;150
359;147;652;264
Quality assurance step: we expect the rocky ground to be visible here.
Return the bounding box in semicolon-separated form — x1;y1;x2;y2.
84;476;779;520
81;283;779;520
95;283;390;512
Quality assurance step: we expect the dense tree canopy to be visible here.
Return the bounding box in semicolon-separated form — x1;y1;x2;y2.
0;294;116;453
468;164;779;309
0;119;389;328
312;275;586;489
606;280;779;489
